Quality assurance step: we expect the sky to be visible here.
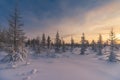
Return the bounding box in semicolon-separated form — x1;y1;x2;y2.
0;0;120;43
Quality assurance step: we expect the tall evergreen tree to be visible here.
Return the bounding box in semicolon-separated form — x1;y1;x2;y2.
1;3;27;63
47;36;51;49
8;5;25;52
55;31;60;53
97;34;103;55
0;29;8;50
91;40;97;52
62;40;65;52
70;37;74;52
35;36;41;55
108;29;117;62
80;33;86;55
41;33;46;49
86;40;89;47
26;39;31;47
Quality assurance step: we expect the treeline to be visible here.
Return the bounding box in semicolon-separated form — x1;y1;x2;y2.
0;4;119;63
25;32;108;53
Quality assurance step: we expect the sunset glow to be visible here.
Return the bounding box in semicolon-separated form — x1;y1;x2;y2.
1;1;120;80
0;0;120;43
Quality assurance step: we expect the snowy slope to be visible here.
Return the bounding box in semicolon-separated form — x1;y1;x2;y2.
0;49;120;80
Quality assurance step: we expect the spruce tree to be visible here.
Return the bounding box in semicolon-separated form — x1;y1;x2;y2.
70;37;74;52
97;34;103;55
8;6;25;52
41;33;46;49
0;29;8;50
26;39;31;47
1;4;27;63
80;33;86;55
108;29;117;62
91;40;97;52
47;36;51;49
35;36;41;55
62;40;65;52
55;31;60;53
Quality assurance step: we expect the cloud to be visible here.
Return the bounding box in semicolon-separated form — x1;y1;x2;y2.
23;0;120;43
83;0;120;32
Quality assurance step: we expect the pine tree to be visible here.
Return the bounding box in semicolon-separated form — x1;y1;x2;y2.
1;4;27;63
86;40;89;47
80;33;86;55
0;29;7;50
97;34;103;55
70;37;74;52
47;36;51;49
104;40;109;47
91;40;97;52
26;39;31;47
31;39;36;49
8;5;25;52
41;33;46;49
55;31;60;53
35;36;41;55
108;29;117;62
62;40;65;52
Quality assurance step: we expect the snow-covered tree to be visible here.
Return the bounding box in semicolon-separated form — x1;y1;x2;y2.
47;36;51;49
70;37;74;52
104;40;109;47
26;39;31;47
34;36;41;55
108;29;117;62
0;29;8;50
55;31;60;53
41;33;46;49
97;34;103;55
8;6;26;51
45;36;52;56
86;40;89;47
1;4;27;63
62;40;65;52
91;40;97;52
80;33;86;55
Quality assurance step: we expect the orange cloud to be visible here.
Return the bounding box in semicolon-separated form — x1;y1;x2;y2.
26;1;120;43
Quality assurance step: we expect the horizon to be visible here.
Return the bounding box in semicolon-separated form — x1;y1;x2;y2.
0;0;120;43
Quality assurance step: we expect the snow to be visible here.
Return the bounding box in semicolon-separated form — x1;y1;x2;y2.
0;48;120;80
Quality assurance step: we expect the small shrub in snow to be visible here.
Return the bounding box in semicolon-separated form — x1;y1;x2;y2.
1;47;28;63
31;69;37;74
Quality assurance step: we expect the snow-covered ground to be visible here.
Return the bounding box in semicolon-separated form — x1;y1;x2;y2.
0;48;120;80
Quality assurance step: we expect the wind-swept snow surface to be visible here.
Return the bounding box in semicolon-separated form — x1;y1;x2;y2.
0;50;120;80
